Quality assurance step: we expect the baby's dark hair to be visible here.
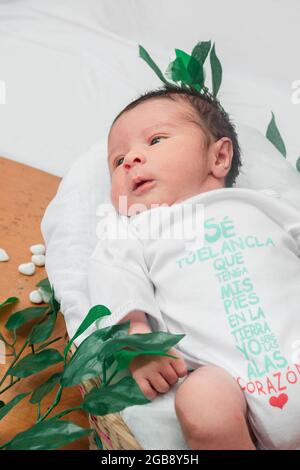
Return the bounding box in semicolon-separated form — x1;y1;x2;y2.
111;85;242;187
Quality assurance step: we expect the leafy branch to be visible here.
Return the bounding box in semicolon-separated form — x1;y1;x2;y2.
139;41;223;101
0;279;185;450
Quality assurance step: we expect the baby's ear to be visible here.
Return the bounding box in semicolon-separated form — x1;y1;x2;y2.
210;137;233;179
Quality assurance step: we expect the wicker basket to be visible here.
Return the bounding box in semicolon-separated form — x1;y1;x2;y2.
68;343;143;450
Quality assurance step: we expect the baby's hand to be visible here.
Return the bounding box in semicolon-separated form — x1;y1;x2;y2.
129;347;188;401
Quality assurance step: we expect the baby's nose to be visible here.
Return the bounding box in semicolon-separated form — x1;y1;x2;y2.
123;153;145;169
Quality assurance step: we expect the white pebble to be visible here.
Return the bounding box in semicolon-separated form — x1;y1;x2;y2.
38;288;51;303
31;254;45;267
30;244;46;255
18;262;36;276
29;290;43;304
0;248;9;262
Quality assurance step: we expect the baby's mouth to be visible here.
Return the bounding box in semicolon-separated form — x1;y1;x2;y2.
131;178;155;194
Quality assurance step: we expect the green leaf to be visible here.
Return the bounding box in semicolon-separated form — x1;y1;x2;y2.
175;49;191;69
30;373;62;404
0;401;5;408
36;277;51;292
190;83;202;93
35;336;63;353
82;376;150;416
296;156;300;172
61;322;130;387
5;306;49;331
167;52;193;84
0;393;30;420
113;349;178;371
169;58;190;83
187;55;204;87
192;41;211;65
5;419;91;450
0;297;19;311
139;44;169;84
10;349;63;378
266;112;287;157
63;305;112;361
190;41;211;88
105;354;118;369
67;305;111;350
110;331;185;354
210;43;222;96
93;332;184;366
28;310;58;344
49;286;60;314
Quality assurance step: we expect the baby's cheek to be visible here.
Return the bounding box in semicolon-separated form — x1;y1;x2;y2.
111;185;130;215
110;185;120;209
111;177;123;199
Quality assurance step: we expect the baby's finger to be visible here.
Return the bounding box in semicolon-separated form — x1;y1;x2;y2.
161;364;179;386
137;377;157;401
151;373;171;394
170;354;188;378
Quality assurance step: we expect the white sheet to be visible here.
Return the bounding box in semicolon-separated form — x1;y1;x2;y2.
0;0;299;176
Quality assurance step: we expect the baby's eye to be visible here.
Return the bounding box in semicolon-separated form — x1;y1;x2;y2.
150;136;163;145
115;156;124;167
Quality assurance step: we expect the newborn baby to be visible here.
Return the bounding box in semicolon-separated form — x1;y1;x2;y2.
88;85;300;450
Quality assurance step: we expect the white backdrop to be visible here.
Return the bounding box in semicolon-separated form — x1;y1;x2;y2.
0;0;299;176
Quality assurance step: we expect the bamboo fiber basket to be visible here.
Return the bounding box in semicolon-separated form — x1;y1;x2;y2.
68;343;143;450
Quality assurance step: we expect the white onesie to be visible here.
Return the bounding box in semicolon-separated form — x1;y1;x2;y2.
88;188;300;450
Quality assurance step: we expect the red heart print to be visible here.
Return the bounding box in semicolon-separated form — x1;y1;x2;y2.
269;393;288;409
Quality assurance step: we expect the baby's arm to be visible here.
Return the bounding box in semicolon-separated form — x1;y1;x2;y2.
118;310;188;400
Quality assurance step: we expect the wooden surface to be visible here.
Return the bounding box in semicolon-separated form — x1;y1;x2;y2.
0;157;89;450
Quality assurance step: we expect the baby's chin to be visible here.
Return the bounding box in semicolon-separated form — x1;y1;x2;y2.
115;199;159;217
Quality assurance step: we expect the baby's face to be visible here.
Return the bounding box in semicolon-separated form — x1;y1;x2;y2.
108;98;214;216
